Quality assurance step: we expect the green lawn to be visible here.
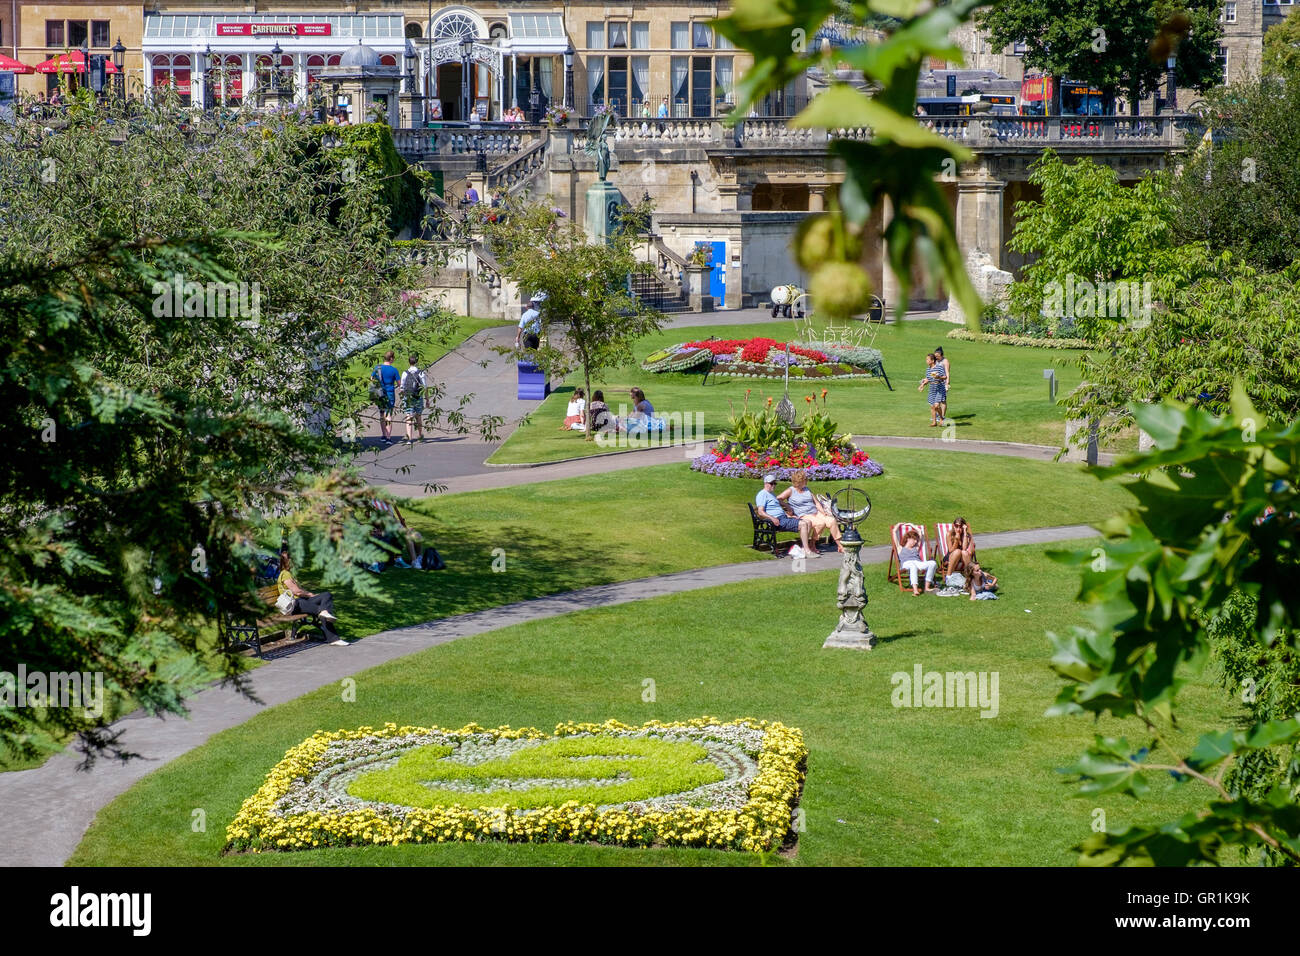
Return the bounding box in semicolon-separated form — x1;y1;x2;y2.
344;313;511;404
69;542;1244;867
330;449;1132;641
490;319;1105;465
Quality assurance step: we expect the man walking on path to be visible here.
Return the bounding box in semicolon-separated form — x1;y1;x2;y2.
372;350;402;444
516;296;542;349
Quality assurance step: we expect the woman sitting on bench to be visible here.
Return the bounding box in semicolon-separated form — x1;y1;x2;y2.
277;551;342;643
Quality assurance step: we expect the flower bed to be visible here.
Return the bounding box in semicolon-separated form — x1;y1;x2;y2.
691;448;884;481
947;328;1090;350
641;337;883;380
225;717;806;854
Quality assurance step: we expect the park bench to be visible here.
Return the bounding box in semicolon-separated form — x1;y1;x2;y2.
748;503;802;555
218;585;326;658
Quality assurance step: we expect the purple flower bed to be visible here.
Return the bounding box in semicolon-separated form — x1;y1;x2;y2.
690;453;884;481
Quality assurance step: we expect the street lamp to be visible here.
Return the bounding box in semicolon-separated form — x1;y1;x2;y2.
112;37;125;103
461;35;473;122
1165;54;1178;112
270;40;283;92
564;44;574;110
80;37;89;95
404;39;417;94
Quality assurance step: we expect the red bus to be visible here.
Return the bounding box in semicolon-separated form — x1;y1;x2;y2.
1019;73;1108;116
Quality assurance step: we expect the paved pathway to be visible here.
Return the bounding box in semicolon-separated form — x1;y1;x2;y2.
0;522;1097;866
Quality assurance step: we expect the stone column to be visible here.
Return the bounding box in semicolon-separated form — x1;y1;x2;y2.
715;183;752;212
879;195;901;311
684;265;714;312
956;178;1005;269
808;185;826;212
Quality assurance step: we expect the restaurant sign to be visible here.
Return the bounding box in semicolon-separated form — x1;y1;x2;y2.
216;23;332;37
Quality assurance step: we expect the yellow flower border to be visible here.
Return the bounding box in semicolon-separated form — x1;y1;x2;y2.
224;717;806;854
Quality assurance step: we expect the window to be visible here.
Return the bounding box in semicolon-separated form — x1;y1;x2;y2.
1223;2;1237;22
46;20;64;47
671;55;688;115
693;23;713;48
91;21;110;47
692;55;712;115
631;22;649;49
671;22;689;49
716;32;733;50
67;20;88;48
1012;41;1027;55
586;21;604;49
608;22;627;49
631;56;648;111
1216;44;1229;75
607;55;627;113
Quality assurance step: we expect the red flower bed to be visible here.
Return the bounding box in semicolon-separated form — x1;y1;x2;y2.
685;337;828;364
713;445;869;469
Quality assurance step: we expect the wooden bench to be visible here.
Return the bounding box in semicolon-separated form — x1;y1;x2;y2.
219;585;326;657
748;503;802;555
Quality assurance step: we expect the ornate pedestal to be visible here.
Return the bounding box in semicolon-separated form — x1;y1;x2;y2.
823;534;877;650
584;180;623;244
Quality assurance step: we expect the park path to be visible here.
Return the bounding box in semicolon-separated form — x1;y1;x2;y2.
0;522;1096;866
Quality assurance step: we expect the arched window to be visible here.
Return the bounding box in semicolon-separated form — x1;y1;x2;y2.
432;12;479;42
152;53;192;103
207;53;243;105
405;22;423;39
380;54;397;66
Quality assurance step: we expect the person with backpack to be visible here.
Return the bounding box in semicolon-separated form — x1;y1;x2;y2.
400;353;426;444
370;350;402;444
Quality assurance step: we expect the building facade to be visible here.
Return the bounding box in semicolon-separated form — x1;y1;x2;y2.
9;2;761;118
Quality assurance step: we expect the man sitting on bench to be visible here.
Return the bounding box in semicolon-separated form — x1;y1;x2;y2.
277;551;343;643
755;473;818;558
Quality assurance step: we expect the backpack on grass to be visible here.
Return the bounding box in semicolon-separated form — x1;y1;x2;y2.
420;547;445;571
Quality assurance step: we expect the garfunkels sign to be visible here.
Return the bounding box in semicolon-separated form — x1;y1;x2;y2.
216;23;333;37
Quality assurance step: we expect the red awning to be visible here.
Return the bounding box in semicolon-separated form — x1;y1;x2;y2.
34;51;119;74
0;53;34;73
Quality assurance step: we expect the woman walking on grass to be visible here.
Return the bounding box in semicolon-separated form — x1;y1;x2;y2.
918;352;947;426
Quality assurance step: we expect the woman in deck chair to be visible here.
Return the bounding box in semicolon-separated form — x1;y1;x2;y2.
898;526;938;595
941;516;976;577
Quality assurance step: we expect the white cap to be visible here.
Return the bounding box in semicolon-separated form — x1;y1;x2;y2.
763;474;777;484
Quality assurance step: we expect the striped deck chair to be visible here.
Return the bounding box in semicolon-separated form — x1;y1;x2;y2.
887;522;928;591
933;521;954;574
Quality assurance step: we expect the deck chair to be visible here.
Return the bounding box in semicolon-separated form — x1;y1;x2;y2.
933;522;954;574
886;522;928;591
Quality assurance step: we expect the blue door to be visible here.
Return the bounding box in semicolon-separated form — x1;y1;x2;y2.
709;241;727;305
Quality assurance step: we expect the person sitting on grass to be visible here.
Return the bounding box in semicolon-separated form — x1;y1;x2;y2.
276;551;343;643
619;387;656;434
898;527;938;595
777;469;843;553
560;387;586;430
966;561;998;601
365;500;423;570
587;390;612;433
756;473;818;558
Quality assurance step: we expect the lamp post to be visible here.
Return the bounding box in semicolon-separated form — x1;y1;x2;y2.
112;37;125;104
564;44;574;110
461;35;473;122
404;39;417;94
269;40;283;92
1165;54;1178;112
79;37;89;96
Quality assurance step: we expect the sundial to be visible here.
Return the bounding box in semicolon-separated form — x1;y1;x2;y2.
824;485;877;651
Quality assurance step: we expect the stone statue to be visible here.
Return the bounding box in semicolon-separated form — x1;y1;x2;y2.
584;110;615;182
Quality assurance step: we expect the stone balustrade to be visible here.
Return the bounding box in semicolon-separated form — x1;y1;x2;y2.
389;122;544;160
486;138;548;195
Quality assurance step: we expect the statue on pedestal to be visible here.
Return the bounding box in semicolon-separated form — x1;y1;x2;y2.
583;109;615;182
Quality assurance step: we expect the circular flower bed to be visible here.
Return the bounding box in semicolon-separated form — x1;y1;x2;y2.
641;336;884;380
691;445;884;481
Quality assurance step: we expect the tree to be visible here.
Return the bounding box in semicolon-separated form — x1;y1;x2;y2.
1066;256;1300;442
715;0;986;328
1169;76;1300;272
1262;6;1300;78
0;98;467;765
1050;391;1300;865
978;0;1222;113
475;198;662;437
1005;150;1205;340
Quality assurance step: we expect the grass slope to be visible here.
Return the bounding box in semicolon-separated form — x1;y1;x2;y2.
70;542;1243;867
490;319;1105;464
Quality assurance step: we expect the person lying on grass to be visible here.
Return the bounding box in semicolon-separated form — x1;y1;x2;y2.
898;527;938;595
966;561;998;602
